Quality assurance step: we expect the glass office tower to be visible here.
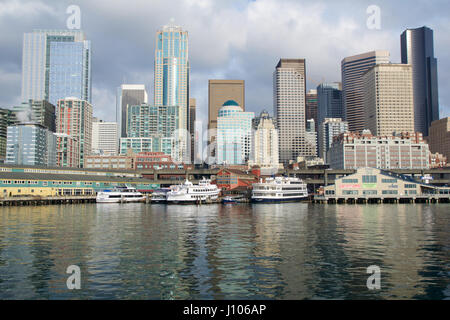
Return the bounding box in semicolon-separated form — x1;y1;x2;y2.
401;26;440;136
154;23;189;131
21;30;91;106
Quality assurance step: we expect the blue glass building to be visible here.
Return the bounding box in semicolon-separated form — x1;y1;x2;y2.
317;83;343;127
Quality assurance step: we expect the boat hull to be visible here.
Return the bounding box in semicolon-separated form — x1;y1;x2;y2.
96;197;146;204
251;196;309;203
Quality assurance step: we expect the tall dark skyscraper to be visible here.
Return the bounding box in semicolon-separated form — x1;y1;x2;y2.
401;26;440;137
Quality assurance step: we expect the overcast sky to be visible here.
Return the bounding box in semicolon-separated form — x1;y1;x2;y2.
0;0;449;125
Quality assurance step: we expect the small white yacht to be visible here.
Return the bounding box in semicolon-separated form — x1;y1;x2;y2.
96;186;146;203
166;178;220;204
252;177;308;203
151;188;170;203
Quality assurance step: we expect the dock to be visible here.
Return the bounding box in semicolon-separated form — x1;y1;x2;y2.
0;196;97;207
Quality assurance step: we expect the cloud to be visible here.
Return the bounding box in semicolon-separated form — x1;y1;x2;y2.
0;0;449;126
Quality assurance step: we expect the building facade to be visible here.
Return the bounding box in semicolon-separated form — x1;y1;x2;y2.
189;98;196;163
0;108;17;163
401;26;439;136
154;23;189;132
92;121;119;155
6;123;56;166
21;30;91;106
428;117;450;161
274;59;314;164
305;119;318;157
328;131;430;170
208;80;245;144
317;82;343;128
217;101;254;165
363;64;414;136
117;84;148;138
341;51;390;132
56;98;93;168
126;104;179;138
306;89;318;132
55;133;80;168
119;137;174;156
249;111;280;172
12;100;56;132
319;118;349;161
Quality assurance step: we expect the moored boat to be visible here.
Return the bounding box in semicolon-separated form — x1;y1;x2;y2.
166;178;220;204
251;177;308;203
96;186;146;203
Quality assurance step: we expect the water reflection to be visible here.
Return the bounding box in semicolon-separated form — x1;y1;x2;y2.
0;203;449;299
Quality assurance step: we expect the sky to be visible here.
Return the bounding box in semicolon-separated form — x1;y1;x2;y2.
0;0;449;126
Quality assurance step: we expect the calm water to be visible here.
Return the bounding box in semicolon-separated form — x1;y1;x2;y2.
0;203;449;300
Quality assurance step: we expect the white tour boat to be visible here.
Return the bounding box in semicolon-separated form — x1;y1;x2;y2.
251;177;308;203
96;186;146;203
166;178;220;204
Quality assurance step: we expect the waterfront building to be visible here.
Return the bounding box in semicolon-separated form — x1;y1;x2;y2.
274;59;314;164
21;30;91;106
319;118;349;161
328;131;430;170
401;26;439;136
322;167;450;200
85;152;135;170
55;133;80;168
305;119;318;157
0;108;17;163
92;121;119;156
12;100;56;132
208;80;245;145
216;100;254;165
249;111;280;173
56;98;93;168
6;123;56;167
214;168;258;193
428;117;450;161
116;84;148;138
306;89;318;132
154;23;189;129
0;164;158;198
119;136;174;156
363;64;414;136
341;51;390;132
317;83;343;128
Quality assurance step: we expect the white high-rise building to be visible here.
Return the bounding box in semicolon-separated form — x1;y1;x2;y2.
274;59;314;165
363;64;415;136
92;121;119;155
249;111;279;173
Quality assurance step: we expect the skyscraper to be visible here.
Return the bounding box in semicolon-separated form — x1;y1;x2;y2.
401;26;440;136
249;111;279;172
154;23;189;131
21;30;91;105
189;98;196;163
117;84;148;138
208;80;245;144
92;121;119;155
305;89;318;131
317;83;343;128
12;100;56;132
0;108;17;163
341;51;390;132
363;64;414;136
274;59;313;164
6;123;56;167
56;98;93;168
217;100;254;165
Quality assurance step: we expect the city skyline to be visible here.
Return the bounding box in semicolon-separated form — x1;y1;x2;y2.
0;0;449;126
